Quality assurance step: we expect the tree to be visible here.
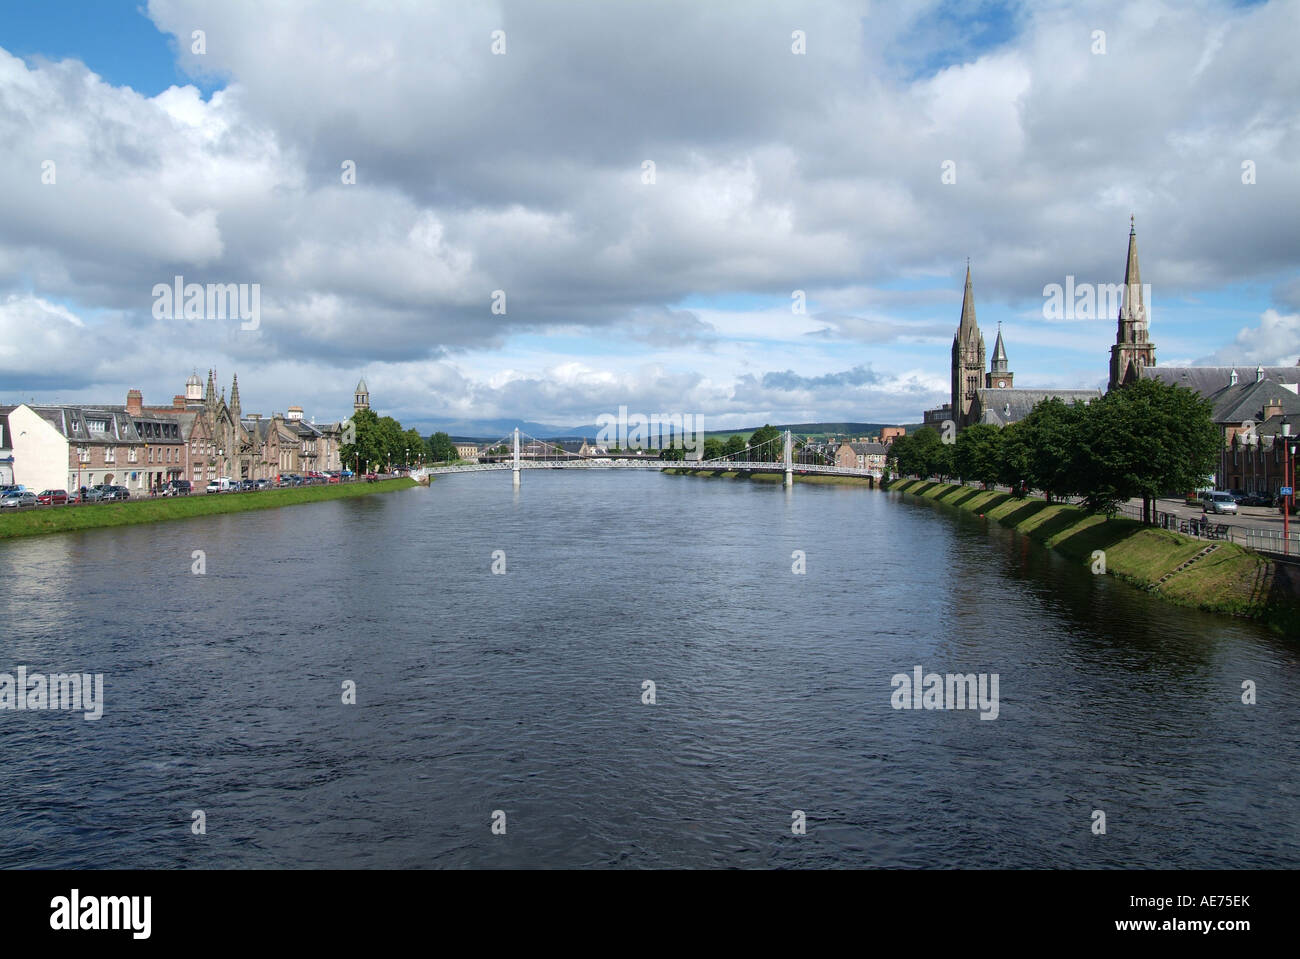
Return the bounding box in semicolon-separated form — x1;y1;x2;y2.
703;437;726;461
1076;378;1219;522
340;407;384;473
954;423;1002;488
748;424;782;460
896;426;945;478
722;434;747;456
1017;398;1087;503
428;431;457;463
997;421;1033;496
403;428;425;464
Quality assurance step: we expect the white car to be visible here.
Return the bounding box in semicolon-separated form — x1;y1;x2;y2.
1202;492;1238;515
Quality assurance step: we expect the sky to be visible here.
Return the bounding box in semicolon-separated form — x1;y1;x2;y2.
0;0;1296;434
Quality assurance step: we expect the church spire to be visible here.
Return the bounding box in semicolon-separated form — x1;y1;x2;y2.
959;260;978;336
1120;215;1144;323
991;323;1008;371
230;374;241;418
1109;217;1157;391
205;368;216;406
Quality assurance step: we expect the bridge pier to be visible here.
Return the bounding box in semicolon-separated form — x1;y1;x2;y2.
512;427;521;487
783;429;793;488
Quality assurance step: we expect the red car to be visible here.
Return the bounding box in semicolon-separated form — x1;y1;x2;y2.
36;489;69;506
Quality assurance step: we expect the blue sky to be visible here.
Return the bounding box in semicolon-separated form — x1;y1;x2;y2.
1;0;1296;432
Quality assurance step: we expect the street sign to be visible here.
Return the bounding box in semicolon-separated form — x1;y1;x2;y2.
1281;487;1294;496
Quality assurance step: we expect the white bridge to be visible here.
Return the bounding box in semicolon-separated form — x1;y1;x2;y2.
412;429;881;485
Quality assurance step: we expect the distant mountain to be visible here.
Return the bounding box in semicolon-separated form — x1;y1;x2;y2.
407;418;913;442
407;418;599;441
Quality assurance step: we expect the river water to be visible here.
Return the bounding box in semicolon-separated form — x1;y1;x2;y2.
0;472;1295;868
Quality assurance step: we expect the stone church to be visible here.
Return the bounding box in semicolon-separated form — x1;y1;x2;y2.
940;262;1100;431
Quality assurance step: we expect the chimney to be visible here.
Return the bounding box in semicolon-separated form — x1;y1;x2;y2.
126;389;143;415
1263;397;1284;421
1257;365;1265;383
172;395;186;409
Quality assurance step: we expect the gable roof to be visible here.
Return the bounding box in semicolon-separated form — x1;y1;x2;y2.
1137;366;1300;422
975;388;1102;427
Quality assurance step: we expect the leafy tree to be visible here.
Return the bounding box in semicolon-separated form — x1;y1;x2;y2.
703;437;726;461
748;424;782;460
1018;398;1087;502
402;428;425;464
954;423;1002;488
996;421;1033;496
340;407;384;473
428;431;457;463
1076;378;1219;521
722;434;747;456
895;426;944;478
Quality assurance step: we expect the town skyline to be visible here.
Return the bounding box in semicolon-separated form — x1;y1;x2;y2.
2;0;1297;431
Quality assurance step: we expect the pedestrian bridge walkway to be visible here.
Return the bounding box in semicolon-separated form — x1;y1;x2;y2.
412;429;881;484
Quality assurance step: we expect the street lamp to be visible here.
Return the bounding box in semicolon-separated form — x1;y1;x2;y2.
1284;422;1295;556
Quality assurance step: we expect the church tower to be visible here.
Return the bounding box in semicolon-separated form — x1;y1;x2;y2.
1108;217;1156;390
354;377;370;412
986;323;1013;389
951;262;985;427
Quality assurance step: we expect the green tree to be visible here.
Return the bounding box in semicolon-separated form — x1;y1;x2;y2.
897;426;945;478
1077;378;1219;521
1018;398;1087;503
428;431;457;463
748;424;782;460
722;434;747;456
703;437;726;461
402;428;425;465
996;421;1033;496
954;423;1002;488
340;407;384;473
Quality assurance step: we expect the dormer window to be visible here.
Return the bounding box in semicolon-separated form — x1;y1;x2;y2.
87;418;109;433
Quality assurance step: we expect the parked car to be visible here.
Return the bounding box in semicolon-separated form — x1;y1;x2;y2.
1202;492;1238;515
105;485;131;501
255;478;271;490
237;479;256;491
0;490;38;509
35;489;69;506
163;479;192;496
1238;492;1271;507
365;472;378;482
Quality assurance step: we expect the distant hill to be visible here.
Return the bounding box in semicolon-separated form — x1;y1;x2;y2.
414;418;915;443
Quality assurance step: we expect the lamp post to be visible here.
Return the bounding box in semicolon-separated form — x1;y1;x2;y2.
1284;422;1294;556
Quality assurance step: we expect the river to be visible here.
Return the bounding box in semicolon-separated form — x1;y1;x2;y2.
0;471;1295;867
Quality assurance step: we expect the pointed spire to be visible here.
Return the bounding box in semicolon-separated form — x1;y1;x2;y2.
1120;218;1144;322
992;323;1008;367
230;374;241;415
959;261;977;334
205;368;216;405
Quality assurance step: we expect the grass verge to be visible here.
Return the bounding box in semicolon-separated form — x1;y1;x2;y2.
886;478;1299;634
0;478;418;540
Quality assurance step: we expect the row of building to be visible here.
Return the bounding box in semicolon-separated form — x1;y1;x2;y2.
0;372;374;494
921;219;1300;496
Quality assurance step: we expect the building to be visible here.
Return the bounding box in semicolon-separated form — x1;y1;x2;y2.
454;443;480;462
1108;218;1158;391
1135;366;1300;494
835;440;888;472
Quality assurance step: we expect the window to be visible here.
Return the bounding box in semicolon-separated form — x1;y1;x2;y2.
105;447;115;463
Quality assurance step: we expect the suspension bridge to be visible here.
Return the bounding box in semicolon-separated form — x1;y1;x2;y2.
411;429;882;486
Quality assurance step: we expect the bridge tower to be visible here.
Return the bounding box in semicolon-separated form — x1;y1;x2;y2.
512;428;521;487
783;430;793;488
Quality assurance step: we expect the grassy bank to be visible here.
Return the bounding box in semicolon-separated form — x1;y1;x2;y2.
662;468;877;487
0;478;418;540
887;479;1300;633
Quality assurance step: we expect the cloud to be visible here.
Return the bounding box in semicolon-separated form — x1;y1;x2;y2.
0;0;1295;426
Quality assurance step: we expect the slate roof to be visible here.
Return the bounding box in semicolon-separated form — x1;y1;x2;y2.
975;389;1101;427
844;441;887;455
1137;366;1300;422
